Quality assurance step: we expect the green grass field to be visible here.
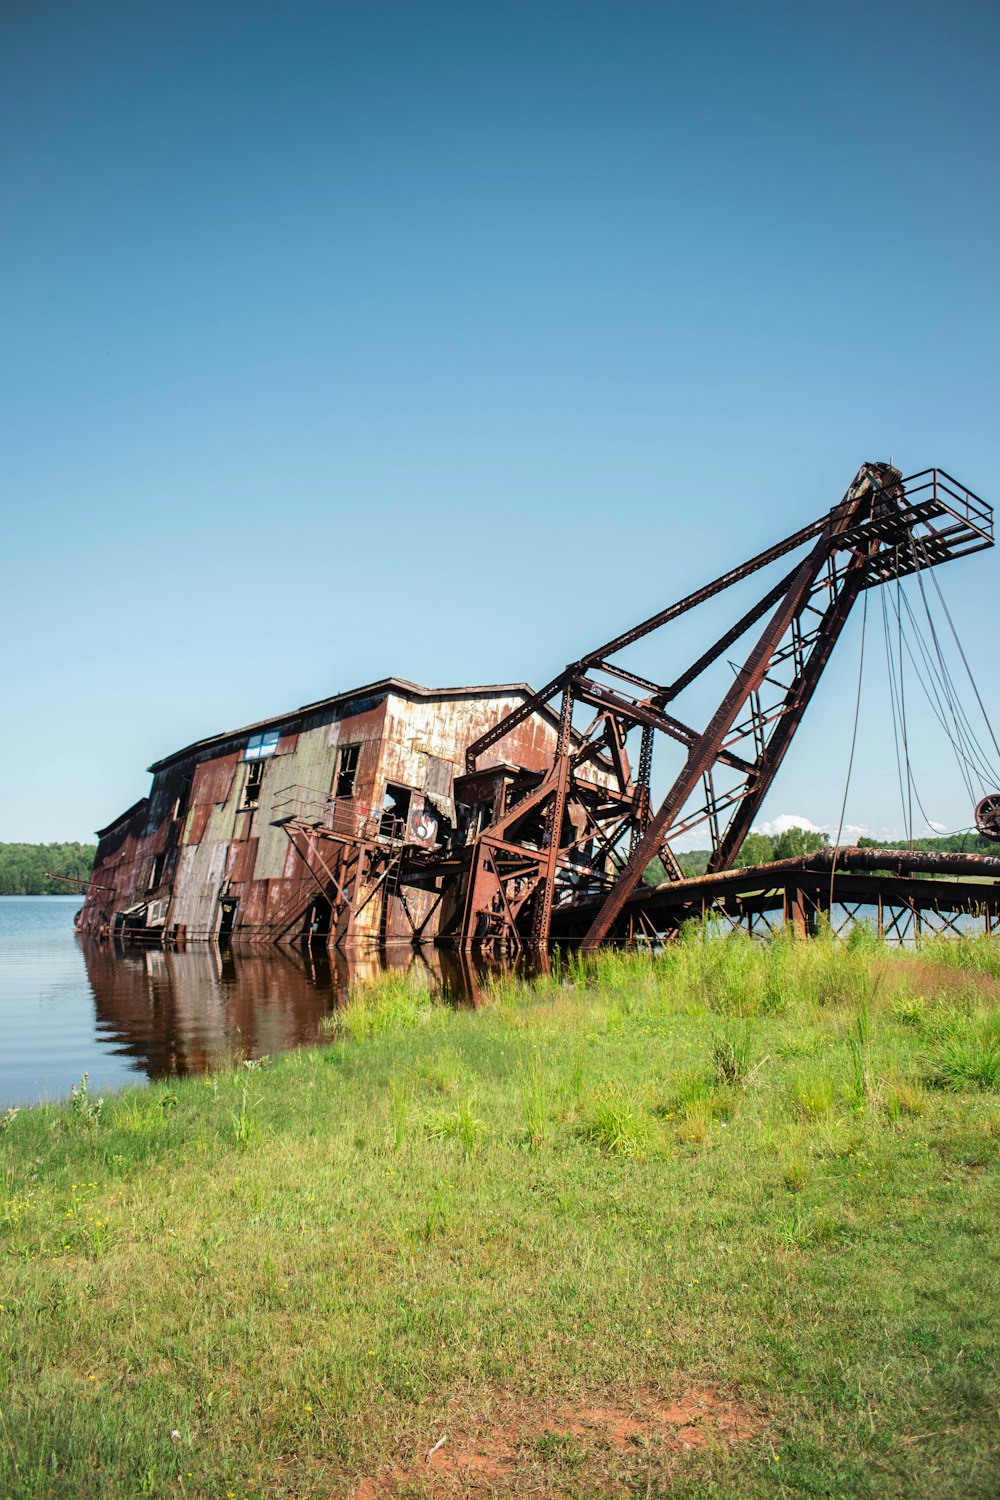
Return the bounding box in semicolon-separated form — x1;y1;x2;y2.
1;927;998;1498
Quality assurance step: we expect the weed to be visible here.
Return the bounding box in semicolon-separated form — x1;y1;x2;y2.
426;1098;485;1155
566;1056;586;1108
847;1002;879;1108
778;1202;839;1249
387;1076;409;1151
582;1082;651;1159
230;1084;260;1149
843;920;881;956
924;1015;1000;1092
519;1052;550;1149
807;937;882;1011
782;1161;807;1193
415;1183;454;1241
676;1099;714;1146
776;1037;818;1059
884;1078;927;1121
341;972;438;1041
2;1193;31;1228
414;1049;462;1096
111;1095;162;1137
0;1107;20;1135
889;994;926;1028
921;1004;968;1045
790;1074;836;1121
711;1024;757;1086
70;1074;103;1129
923;933;1000;978
656;1067;713;1117
533;1429;585;1465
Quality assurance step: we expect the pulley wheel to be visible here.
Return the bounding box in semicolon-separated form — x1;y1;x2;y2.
975;793;1000;841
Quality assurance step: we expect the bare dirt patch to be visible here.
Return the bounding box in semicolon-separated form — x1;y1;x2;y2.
892;956;1000;1001
350;1385;764;1497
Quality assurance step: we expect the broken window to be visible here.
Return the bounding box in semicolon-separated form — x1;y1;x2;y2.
148;852;166;891
380;783;411;839
335;744;360;798
244;730;280;761
172;773;193;823
242;759;265;809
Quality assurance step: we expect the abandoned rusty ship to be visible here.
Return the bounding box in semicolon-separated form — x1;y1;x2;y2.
79;462;1000;952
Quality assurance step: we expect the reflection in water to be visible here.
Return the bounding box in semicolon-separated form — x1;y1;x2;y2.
81;941;532;1082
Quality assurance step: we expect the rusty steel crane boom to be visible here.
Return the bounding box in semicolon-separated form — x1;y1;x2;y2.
454;464;993;951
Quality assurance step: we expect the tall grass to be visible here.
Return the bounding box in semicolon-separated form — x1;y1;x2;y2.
925;1012;1000;1091
518;1050;550;1149
921;931;1000;977
711;1022;758;1085
334;968;442;1040
581;1081;651;1158
425;1096;485;1155
847;1001;876;1107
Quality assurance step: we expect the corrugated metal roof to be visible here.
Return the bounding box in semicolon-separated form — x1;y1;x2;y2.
147;677;540;773
93;798;149;840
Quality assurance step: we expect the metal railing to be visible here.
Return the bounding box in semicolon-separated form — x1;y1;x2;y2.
270;783;333;824
902;468;993;544
271;785;406;844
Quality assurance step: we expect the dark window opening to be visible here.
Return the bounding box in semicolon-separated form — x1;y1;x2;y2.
336;744;360;798
243;759;265;809
148;852;166;891
173;774;193;822
380;783;412;839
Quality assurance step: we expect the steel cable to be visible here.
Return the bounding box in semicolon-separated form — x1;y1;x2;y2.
930;568;1000;767
880;582;940;832
881;553;988;804
905;529;1000;790
909;567;996;788
829;589;868;910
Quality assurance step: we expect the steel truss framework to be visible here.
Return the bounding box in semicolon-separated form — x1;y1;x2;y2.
619;886;1000;947
266;464;994;952
548;847;1000;946
443;463;993;951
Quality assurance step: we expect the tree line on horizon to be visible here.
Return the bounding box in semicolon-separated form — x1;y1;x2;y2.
0;843;97;896
656;826;999;882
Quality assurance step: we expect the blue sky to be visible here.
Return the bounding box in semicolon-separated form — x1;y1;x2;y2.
2;0;998;846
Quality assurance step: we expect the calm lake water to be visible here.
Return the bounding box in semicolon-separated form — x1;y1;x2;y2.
0;897;505;1110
